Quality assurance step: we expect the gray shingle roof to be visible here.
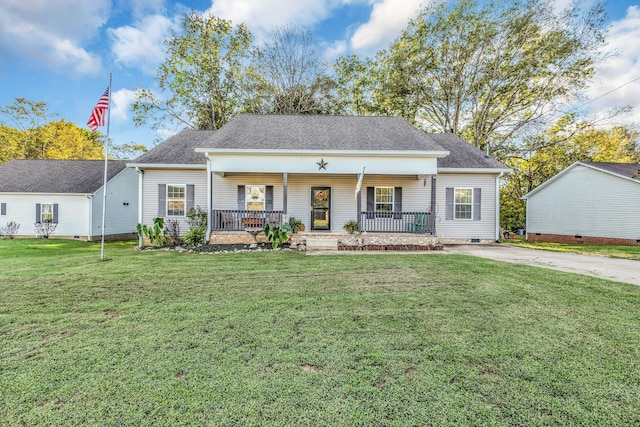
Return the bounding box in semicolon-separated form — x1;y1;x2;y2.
0;160;129;193
433;134;509;170
583;161;640;179
133;114;508;171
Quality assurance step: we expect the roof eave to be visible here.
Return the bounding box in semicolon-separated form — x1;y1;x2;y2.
196;148;450;158
438;167;511;174
126;163;206;169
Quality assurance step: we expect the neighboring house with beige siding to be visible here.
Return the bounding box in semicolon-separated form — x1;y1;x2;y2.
523;161;640;246
0;160;138;240
128;114;510;245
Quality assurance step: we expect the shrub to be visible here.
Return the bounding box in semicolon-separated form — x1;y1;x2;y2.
288;217;304;233
183;225;206;247
264;223;292;249
1;221;20;239
343;220;358;234
136;218;169;247
186;206;207;229
165;219;181;245
34;222;57;239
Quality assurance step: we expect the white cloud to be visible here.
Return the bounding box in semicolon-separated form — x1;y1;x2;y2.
0;0;109;75
349;0;423;52
109;15;176;74
323;40;348;62
111;88;139;121
584;6;640;128
128;0;167;19
205;0;347;41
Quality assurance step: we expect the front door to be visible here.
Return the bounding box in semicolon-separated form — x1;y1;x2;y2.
311;186;331;230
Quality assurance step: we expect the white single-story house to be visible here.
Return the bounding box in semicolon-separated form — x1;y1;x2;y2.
128;114;509;246
522;161;640;246
0;160;138;241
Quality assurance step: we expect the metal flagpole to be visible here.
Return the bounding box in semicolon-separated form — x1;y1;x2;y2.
100;73;112;261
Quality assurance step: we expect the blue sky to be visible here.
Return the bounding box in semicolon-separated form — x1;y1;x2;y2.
1;0;639;150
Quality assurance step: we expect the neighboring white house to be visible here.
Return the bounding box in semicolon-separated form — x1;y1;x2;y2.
128;114;510;245
0;160;138;241
522;161;640;246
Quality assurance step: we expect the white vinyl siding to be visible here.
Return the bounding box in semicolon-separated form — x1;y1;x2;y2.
526;165;640;240
0;194;89;238
140;169;207;232
436;173;498;241
91;167;139;236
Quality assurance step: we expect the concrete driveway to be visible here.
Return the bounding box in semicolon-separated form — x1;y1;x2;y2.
445;244;640;286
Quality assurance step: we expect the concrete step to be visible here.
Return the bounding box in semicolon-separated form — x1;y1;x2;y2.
305;238;339;251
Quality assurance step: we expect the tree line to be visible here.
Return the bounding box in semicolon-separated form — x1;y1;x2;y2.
2;0;638;229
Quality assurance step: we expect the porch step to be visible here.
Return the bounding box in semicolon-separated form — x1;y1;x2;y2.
305;238;339;251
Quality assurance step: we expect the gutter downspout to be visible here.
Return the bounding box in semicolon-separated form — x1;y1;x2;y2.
496;172;502;242
136;167;143;247
206;154;212;243
87;194;93;242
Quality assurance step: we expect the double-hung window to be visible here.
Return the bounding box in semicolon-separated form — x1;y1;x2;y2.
375;187;394;213
167;184;186;216
454;188;473;220
245;185;265;210
41;203;54;223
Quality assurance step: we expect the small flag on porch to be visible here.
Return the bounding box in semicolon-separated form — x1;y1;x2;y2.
355;166;365;199
87;87;110;132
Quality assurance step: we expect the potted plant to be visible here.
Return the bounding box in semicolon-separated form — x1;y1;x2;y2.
343;220;358;234
289;217;305;233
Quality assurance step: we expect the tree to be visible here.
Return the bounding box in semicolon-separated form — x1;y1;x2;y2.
0;98;55;159
248;25;333;114
132;12;254;131
335;0;608;153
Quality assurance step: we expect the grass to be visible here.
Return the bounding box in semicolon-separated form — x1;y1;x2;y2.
502;237;640;260
1;239;640;426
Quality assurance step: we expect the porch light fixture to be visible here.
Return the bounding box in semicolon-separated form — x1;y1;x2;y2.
317;158;328;170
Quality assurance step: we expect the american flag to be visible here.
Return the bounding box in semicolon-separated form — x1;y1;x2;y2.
87;87;109;132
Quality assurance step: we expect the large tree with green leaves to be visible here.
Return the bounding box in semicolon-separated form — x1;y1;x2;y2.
335;0;608;154
132;12;254;131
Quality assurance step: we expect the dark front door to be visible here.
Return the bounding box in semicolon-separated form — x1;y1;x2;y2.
311;186;331;230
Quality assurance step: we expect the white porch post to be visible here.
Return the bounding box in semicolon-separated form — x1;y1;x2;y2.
206;155;212;242
283;172;288;214
430;175;437;235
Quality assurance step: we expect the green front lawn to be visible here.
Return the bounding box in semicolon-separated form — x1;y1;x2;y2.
503;238;640;260
1;239;639;425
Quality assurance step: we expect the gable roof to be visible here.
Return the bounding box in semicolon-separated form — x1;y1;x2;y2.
580;162;640;179
133;114;508;172
0;160;129;193
522;161;640;199
433;134;509;171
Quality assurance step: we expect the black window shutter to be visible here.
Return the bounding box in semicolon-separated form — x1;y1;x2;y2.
265;186;274;211
445;188;454;220
473;188;481;221
158;184;166;217
1;203;5;215
53;204;59;224
36;203;41;223
237;185;245;210
393;187;402;219
186;184;195;212
366;187;375;219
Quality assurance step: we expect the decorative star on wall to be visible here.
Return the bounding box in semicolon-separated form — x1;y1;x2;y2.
317;158;328;170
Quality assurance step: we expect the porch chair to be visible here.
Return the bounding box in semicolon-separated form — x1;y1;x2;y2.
267;212;282;227
220;212;239;230
406;213;429;233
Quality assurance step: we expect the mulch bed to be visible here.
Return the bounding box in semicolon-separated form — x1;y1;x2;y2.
339;245;443;251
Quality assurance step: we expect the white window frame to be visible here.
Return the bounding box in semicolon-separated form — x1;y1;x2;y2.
41;203;54;223
166;184;186;217
246;185;265;211
375;187;394;213
454;187;473;220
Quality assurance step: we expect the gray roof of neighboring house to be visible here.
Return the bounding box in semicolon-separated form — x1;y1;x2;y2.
0;160;129;193
583;161;640;179
133;114;508;171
